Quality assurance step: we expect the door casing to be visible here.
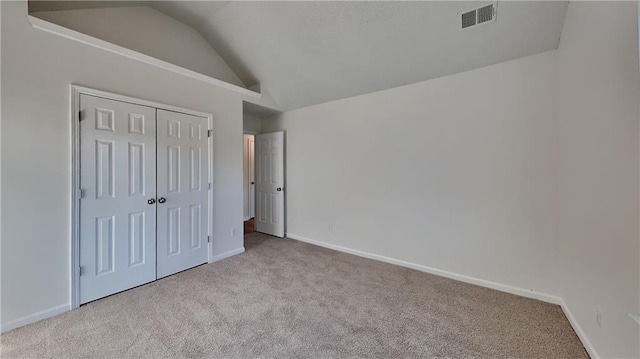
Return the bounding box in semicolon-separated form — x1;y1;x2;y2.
70;85;214;309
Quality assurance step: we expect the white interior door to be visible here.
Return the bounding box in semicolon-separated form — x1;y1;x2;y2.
79;94;157;304
156;109;209;278
256;131;285;237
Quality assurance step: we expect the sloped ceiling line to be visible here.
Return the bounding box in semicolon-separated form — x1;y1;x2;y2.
29;1;569;111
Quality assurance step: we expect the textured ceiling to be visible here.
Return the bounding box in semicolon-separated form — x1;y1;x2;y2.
30;1;569;111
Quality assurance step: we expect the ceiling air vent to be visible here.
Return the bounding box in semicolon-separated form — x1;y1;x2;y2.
477;4;495;24
459;2;497;30
461;10;477;29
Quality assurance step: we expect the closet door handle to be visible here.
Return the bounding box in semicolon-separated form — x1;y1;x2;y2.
147;198;156;205
158;197;166;204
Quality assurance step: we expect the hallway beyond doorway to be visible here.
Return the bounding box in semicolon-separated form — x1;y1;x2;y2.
244;218;255;235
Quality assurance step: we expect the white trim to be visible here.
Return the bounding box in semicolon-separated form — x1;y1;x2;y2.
286;233;562;304
561;300;600;359
1;304;70;333
211;247;245;262
70;85;215;309
70;86;81;309
72;85;214;119
287;233;602;358
27;15;260;99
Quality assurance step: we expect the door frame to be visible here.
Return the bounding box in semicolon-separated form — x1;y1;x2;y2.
242;132;256;221
70;85;214;309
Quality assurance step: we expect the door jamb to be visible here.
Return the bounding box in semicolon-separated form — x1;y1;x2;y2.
70;85;214;309
242;133;256;220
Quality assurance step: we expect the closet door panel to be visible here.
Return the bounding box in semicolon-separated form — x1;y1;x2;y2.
79;94;157;304
156;110;208;278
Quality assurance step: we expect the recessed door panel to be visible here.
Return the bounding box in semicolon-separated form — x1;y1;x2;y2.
190;147;201;191
270;193;279;225
189;205;201;249
190;123;201;140
270;153;279;184
168;120;180;138
167;207;181;256
128;114;145;134
259;192;268;221
96;140;115;200
156;109;208;278
95;216;115;275
128;142;145;197
96;109;115;131
128;212;145;267
79;94;157;304
167;146;181;194
255;131;285;237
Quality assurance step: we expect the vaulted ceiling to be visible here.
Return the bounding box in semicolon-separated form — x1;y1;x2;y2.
30;1;569;111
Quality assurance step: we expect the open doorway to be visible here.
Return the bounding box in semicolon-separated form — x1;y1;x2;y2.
243;130;286;239
242;103;263;241
243;101;284;250
243;133;256;234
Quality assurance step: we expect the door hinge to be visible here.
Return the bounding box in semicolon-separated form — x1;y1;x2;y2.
77;188;84;199
77;266;83;276
207;129;212;137
78;110;84;121
208;182;212;190
207;235;210;243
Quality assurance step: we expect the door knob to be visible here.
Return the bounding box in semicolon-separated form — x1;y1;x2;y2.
158;197;166;204
276;187;282;192
147;198;156;205
251;182;255;185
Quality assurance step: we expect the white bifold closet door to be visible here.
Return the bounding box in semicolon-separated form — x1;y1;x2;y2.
79;95;157;304
79;95;209;304
156;109;208;279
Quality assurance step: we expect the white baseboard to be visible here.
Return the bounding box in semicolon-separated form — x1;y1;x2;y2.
560;299;600;359
211;247;245;262
287;233;562;304
287;233;601;358
2;248;245;333
1;238;599;359
1;303;70;333
3;247;245;333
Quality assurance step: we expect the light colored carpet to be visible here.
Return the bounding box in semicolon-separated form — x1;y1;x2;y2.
2;232;588;358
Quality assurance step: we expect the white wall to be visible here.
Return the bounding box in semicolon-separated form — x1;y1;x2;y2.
1;1;246;328
31;6;245;88
262;3;640;357
264;51;560;298
3;2;639;357
243;113;262;134
555;2;640;358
